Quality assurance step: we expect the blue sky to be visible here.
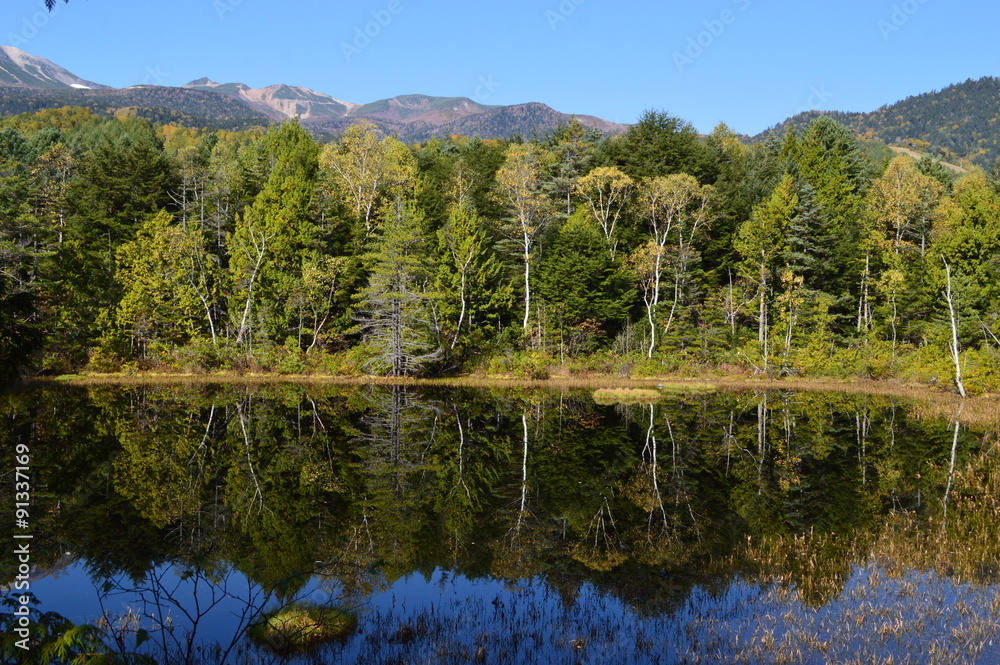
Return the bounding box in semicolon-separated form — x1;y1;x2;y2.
5;0;999;135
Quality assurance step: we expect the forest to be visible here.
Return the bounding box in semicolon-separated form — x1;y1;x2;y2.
1;105;998;392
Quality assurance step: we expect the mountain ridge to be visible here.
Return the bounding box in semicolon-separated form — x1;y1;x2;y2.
0;47;626;141
0;45;110;90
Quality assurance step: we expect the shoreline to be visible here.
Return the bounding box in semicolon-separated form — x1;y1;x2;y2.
23;369;974;397
20;371;1000;427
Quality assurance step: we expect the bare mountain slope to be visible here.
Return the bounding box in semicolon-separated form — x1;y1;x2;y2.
0;46;110;90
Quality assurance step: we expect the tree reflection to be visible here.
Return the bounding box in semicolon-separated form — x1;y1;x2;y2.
5;383;997;662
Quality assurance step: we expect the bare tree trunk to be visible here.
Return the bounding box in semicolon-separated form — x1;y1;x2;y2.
646;251;663;358
522;231;532;331
857;250;871;331
941;403;963;532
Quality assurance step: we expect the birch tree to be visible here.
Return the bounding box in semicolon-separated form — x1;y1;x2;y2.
437;200;509;350
574;166;634;259
320;121;417;241
495;143;554;333
634;173;714;355
863;156;944;346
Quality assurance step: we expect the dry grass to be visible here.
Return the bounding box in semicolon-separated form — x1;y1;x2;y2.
592;388;664;404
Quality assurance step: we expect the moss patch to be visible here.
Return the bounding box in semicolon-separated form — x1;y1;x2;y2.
247;603;356;656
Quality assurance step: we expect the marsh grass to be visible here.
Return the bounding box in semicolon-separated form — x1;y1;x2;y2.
299;452;1000;665
288;561;1000;665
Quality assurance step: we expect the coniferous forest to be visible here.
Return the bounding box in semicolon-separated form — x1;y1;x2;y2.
2;106;999;392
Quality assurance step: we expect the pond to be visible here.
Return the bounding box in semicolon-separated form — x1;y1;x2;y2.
2;383;999;664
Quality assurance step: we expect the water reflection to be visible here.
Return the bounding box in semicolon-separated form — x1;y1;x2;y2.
2;384;998;663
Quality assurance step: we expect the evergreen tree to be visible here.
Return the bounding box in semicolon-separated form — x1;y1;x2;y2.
0;275;42;380
536;210;634;353
545;118;599;217
436;199;510;352
735;174;797;371
786;117;868;327
228;121;319;347
356;202;441;376
104;210;215;360
596;109;714;181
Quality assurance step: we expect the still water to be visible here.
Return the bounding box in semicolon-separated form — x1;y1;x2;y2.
2;384;998;664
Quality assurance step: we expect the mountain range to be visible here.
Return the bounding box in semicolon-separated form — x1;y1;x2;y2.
1;45;999;167
0;46;625;141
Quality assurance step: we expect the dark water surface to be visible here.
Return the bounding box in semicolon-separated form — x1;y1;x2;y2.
2;384;998;664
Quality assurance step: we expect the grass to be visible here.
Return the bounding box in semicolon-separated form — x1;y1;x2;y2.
593;384;717;404
592;388;664;404
301;455;1000;664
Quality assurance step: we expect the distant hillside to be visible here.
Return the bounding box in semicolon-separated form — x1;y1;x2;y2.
407;102;620;142
184;82;626;142
0;85;270;131
758;77;1000;168
182;79;358;122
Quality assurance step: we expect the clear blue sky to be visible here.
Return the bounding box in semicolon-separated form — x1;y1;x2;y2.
6;0;999;135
